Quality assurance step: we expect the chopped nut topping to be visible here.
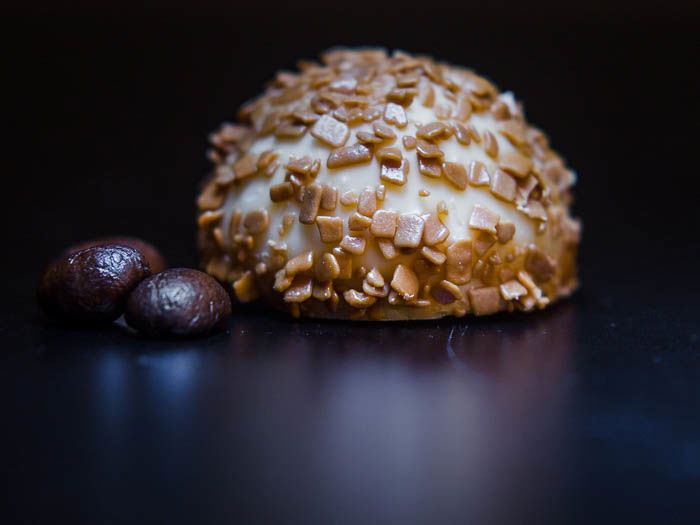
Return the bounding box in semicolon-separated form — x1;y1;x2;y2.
243;208;269;234
394;213;425;248
402;136;417;149
446;239;472;284
344;289;377;308
320;185;338;211
377;239;398;260
257;150;278;172
416;139;444;158
357;187;378;216
417;122;448;140
376;184;386;200
233;153;259;179
422;212;449;246
520;200;547;221
443;161;468;190
383;102;408;128
489;169;517;202
431;280;463;304
421;246;446;265
197;209;224;229
468;287;502;315
285;250;314;276
525;250;556;282
284;276;313;303
499;280;528;301
469;204;499;233
380;158;409;186
340;190;358;207
316;252;341;281
348;212;372;231
496;221;515;243
299;183;323;224
474;231;496;256
316;216;343;243
279;213;295;237
233;271;258;302
332;246;353;279
326;143;372;169
340;235;367;255
310;114;350;148
467;160;490;186
483;130;499;158
390;264;419;300
500;151;533;178
418;156;442;178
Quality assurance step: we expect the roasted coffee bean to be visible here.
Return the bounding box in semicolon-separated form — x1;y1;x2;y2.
124;268;232;337
38;244;151;323
66;236;167;274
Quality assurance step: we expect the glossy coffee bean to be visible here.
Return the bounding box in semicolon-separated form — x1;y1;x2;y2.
38;244;151;323
124;268;232;337
66;236;167;274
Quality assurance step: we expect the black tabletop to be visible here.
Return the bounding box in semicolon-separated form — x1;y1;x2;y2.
3;8;700;524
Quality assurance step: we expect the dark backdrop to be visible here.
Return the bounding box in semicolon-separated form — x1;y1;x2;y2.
3;5;700;525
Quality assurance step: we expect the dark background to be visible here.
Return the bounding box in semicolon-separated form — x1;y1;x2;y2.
3;5;700;524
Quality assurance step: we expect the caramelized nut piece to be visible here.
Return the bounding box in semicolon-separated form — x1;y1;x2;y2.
233;153;259;179
332;246;353;279
348;212;372;231
454;123;471;145
422;212;449;246
468;287;502;315
343;289;377;308
311;114;350;148
431;280;463;304
394;214;425;248
416;139;444;158
316;252;340;281
340;235;367;255
467;160;490;186
499;280;528;301
316;216;343;243
489;169;517;202
320;185;338;211
270;182;295;203
299;183;323;224
365;267;385;288
500;151;533;178
357;187;378;216
380;158;409;186
474;232;496;256
469;205;499;233
327;143;372;169
383;102;407;128
416;122;448;140
285;251;314;276
525;250;557;283
370;209;398;238
340;190;358;207
284;276;313;303
446;239;473;284
372;123;397;140
233;271;258;302
390;264;419;300
496;221;516;243
421;246;446;265
417;156;442;178
376;146;402;163
442;162;468;190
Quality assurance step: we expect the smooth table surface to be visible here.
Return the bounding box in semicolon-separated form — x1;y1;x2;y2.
3;272;700;525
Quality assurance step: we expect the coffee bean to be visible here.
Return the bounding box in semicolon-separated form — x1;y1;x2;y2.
38;244;151;323
66;236;167;274
124;268;232;337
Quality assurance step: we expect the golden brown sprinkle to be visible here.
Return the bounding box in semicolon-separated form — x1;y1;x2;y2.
344;289;377;308
394;213;425;248
525;250;557;282
500;151;533;178
316;216;343;243
197;209;224;229
416;139;444;158
311;114;350;148
284;276;313;303
320;185;338;211
383;102;408;128
422;212;449;246
489;169;517;202
233;153;260;179
299;183;323;224
270;182;295;203
469;204;499;233
327;143;372;169
357;187;378;216
233;271;258;302
332;246;353;279
377;239;398;260
402;136;417;149
431;280;463;304
340;235;367;255
467;160;490;186
340;190;358;207
390;264;419;300
418;189;429;197
442;161;468;190
468;287;502;315
496;221;515;243
348;212;372;231
499;280;528;301
285;250;314;276
421;246;446;265
418;156;442;178
243;208;269;235
483;130;499;158
316;252;341;281
446;239;473;284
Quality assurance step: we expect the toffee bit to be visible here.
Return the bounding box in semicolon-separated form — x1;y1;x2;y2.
421;246;446;265
416;139;444;158
469;204;500;233
233;153;259;179
233;271;259;303
416;121;448;140
279;213;295;237
483;130;499;158
285;251;314;276
316;216;344;243
332;246;353;279
394;213;425;248
348;212;372;231
446;239;473;284
442;161;468;190
422;212;449;246
312;281;333;301
357;131;383;144
489;169;517;202
467;160;490;186
418;156;442;178
284;276;313;303
320;185;338;211
383;102;408;128
339;235;367;255
499;151;534;178
326;143;372;169
316;252;341;281
418;189;431;197
197;209;224;229
496;221;516;243
468;287;502;315
454;123;471;145
370;209;399;238
431;280;464;305
474;231;496;256
437;200;448;215
499;280;528;301
299;183;323;224
357;187;378;217
376;184;386;201
380;159;409;186
340;190;358;207
344;289;377;308
270;182;295;203
390;264;419;301
310;114;350;148
243;209;269;235
402;136;417;150
377;238;398;260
